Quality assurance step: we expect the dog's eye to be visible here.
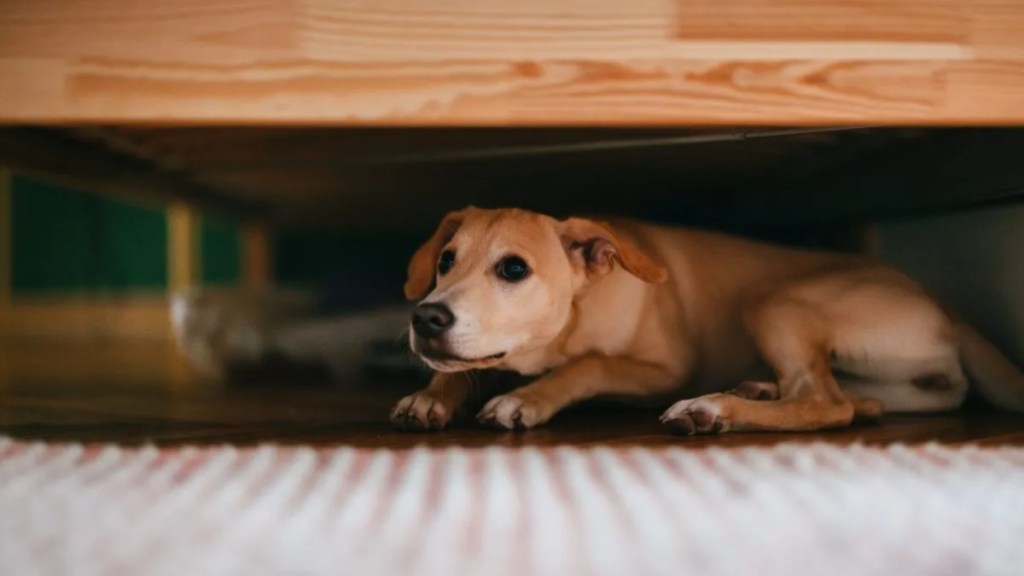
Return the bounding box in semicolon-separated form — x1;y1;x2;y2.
496;256;530;282
437;250;456;275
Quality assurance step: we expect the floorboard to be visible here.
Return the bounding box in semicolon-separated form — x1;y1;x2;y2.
2;341;1024;448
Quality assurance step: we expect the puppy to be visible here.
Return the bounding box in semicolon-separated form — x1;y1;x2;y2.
390;206;1024;434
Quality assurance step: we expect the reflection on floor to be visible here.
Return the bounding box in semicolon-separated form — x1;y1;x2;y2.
2;340;1024;447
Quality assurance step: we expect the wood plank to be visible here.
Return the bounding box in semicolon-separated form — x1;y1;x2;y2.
971;0;1024;58
675;0;966;43
0;0;1023;125
944;60;1024;121
241;222;272;289
167;203;201;294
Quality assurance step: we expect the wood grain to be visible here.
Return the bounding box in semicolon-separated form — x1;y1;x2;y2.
1;0;1023;125
675;0;966;43
971;0;1024;58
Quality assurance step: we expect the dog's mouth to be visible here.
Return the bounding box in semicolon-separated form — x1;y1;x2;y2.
410;334;508;371
418;347;506;363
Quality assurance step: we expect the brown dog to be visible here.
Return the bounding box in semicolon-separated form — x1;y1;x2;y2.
390;207;1024;434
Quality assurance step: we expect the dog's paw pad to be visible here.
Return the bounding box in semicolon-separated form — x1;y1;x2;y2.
660;395;727;436
390;393;452;432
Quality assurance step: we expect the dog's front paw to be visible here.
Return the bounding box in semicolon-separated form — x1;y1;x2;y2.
477;393;553;430
390;393;454;431
660;394;730;436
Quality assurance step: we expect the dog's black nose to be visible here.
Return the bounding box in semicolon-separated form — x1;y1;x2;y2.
411;303;455;338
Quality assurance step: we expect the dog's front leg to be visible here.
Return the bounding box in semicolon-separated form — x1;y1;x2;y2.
477;355;678;430
391;371;474;431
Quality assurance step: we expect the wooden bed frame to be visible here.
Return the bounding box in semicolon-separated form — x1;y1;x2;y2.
2;0;1024;126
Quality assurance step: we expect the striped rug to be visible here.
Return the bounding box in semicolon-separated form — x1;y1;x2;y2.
1;437;1023;576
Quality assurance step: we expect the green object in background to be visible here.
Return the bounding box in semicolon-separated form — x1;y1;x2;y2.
10;172;423;297
200;216;241;285
11;175;168;294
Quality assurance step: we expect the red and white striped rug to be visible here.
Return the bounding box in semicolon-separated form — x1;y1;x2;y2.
1;437;1023;576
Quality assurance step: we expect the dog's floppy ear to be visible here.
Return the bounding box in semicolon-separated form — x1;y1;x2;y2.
404;209;468;300
558;218;667;284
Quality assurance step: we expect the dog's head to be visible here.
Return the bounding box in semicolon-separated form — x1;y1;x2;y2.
404;207;667;372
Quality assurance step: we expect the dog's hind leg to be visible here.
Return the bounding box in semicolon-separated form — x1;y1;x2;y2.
728;380;884;420
662;294;856;434
662;266;965;435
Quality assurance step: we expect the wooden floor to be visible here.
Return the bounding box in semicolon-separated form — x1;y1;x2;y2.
2;340;1024;448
